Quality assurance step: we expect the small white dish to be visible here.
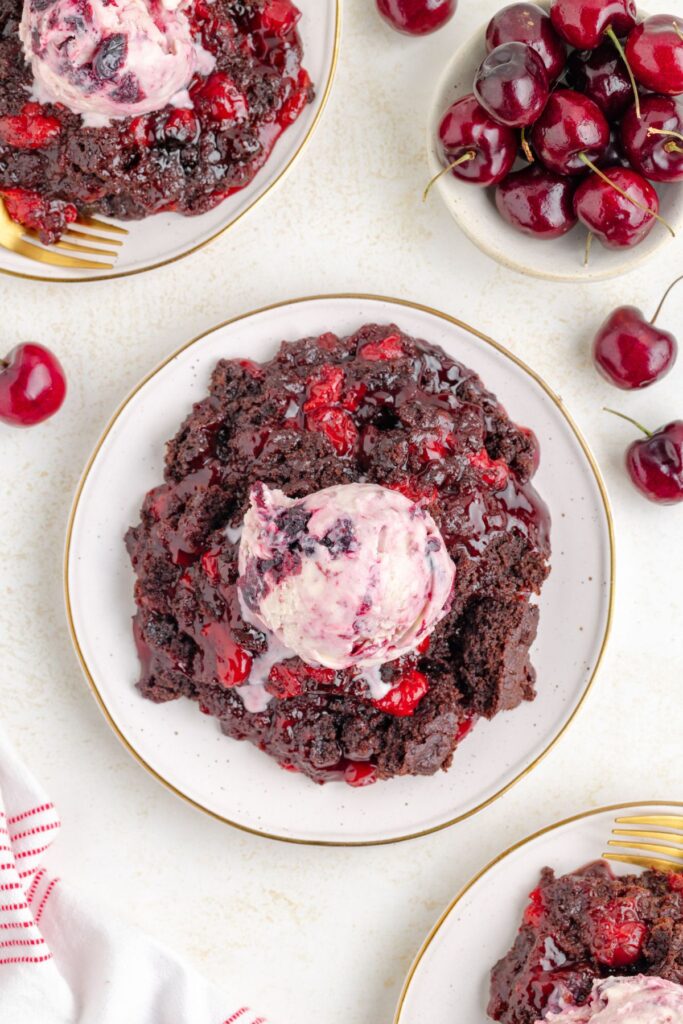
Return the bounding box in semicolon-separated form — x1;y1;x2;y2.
65;294;614;846
426;2;682;283
395;801;683;1023
1;0;339;284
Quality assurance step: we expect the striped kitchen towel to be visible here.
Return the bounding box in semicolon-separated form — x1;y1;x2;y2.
0;729;265;1024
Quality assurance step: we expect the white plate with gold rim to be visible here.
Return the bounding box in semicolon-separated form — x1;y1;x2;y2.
2;0;339;284
427;1;683;283
394;801;683;1023
65;294;614;846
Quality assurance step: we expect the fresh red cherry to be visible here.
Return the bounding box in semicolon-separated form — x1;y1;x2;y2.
626;15;683;96
531;90;609;176
549;0;637;50
566;43;633;120
607;410;683;504
0;342;66;427
426;95;517;197
574;166;661;250
474;42;549;128
495;164;578;238
621;95;683;183
593;277;680;389
486;3;567;83
375;0;456;36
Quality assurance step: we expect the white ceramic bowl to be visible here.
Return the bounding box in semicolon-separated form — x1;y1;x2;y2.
1;0;339;284
65;295;614;846
395;801;683;1023
426;2;683;282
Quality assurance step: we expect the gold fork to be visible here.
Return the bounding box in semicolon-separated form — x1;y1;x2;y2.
0;196;127;271
603;814;683;872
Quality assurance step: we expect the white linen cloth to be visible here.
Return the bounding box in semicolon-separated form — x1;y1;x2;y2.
0;729;265;1024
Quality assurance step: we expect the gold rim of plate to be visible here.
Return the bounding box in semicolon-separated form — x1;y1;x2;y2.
393;799;683;1023
63;294;616;847
0;1;342;284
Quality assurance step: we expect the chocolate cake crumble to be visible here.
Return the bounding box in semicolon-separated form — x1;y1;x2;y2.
125;324;551;786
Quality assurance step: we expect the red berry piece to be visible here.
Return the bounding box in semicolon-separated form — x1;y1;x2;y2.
387;478;439;504
344;762;377;787
621;95;683;184
496;165;578;240
593;278;679;390
626;15;683;96
486;3;567;83
376;0;457;36
531;90;609;176
606;410;683;504
0;102;61;150
200;549;222;584
200;623;252;687
359;333;405;361
259;0;301;35
372;670;429;717
303;364;344;411
474;43;549;129
523;886;546;928
549;0;637;50
428;95;518;195
163;109;200;145
306;406;358;455
0;343;67;427
192;73;249;124
0;188;77;245
454;716;474;744
575;167;661;250
668;873;683;892
588;898;647;967
468;449;510;489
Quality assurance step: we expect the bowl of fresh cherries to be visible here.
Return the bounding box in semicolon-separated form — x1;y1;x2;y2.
426;0;683;281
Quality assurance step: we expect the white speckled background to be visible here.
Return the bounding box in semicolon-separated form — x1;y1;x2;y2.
1;1;682;1021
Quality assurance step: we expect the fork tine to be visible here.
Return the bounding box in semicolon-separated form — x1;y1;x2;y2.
608;840;683;860
77;215;128;235
616;815;683;829
604;852;683;873
60;228;124;247
9;236;114;270
612;828;683;846
24;231;118;257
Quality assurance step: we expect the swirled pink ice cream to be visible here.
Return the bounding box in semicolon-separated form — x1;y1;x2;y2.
20;0;215;124
540;976;683;1024
237;482;455;671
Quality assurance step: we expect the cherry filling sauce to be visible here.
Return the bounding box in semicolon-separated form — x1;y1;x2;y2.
0;0;312;242
125;325;551;785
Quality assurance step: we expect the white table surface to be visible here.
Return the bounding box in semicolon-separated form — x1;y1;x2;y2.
1;1;682;1021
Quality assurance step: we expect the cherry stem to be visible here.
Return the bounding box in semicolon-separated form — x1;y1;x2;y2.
605;25;641;120
647;126;683;145
520;126;534;163
423;151;476;202
584;231;594;267
674;20;683;42
578;153;676;238
604;408;652;437
651;273;683;324
665;141;683;154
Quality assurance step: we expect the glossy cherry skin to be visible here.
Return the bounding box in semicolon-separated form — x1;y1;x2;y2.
566;44;633;120
597;127;629;169
486;3;567;82
437;94;518;187
626;15;683;95
593;307;678;389
376;0;456;35
531;89;609;176
474;42;549;128
626;422;683;504
621;96;683;183
0;343;67;427
549;0;637;49
574;166;660;249
495;164;578;238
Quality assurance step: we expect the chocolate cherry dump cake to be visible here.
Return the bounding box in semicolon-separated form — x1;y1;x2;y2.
125;324;551;786
0;0;312;243
489;860;683;1024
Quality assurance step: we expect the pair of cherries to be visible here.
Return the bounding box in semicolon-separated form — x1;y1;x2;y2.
593;279;683;504
431;0;683;252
